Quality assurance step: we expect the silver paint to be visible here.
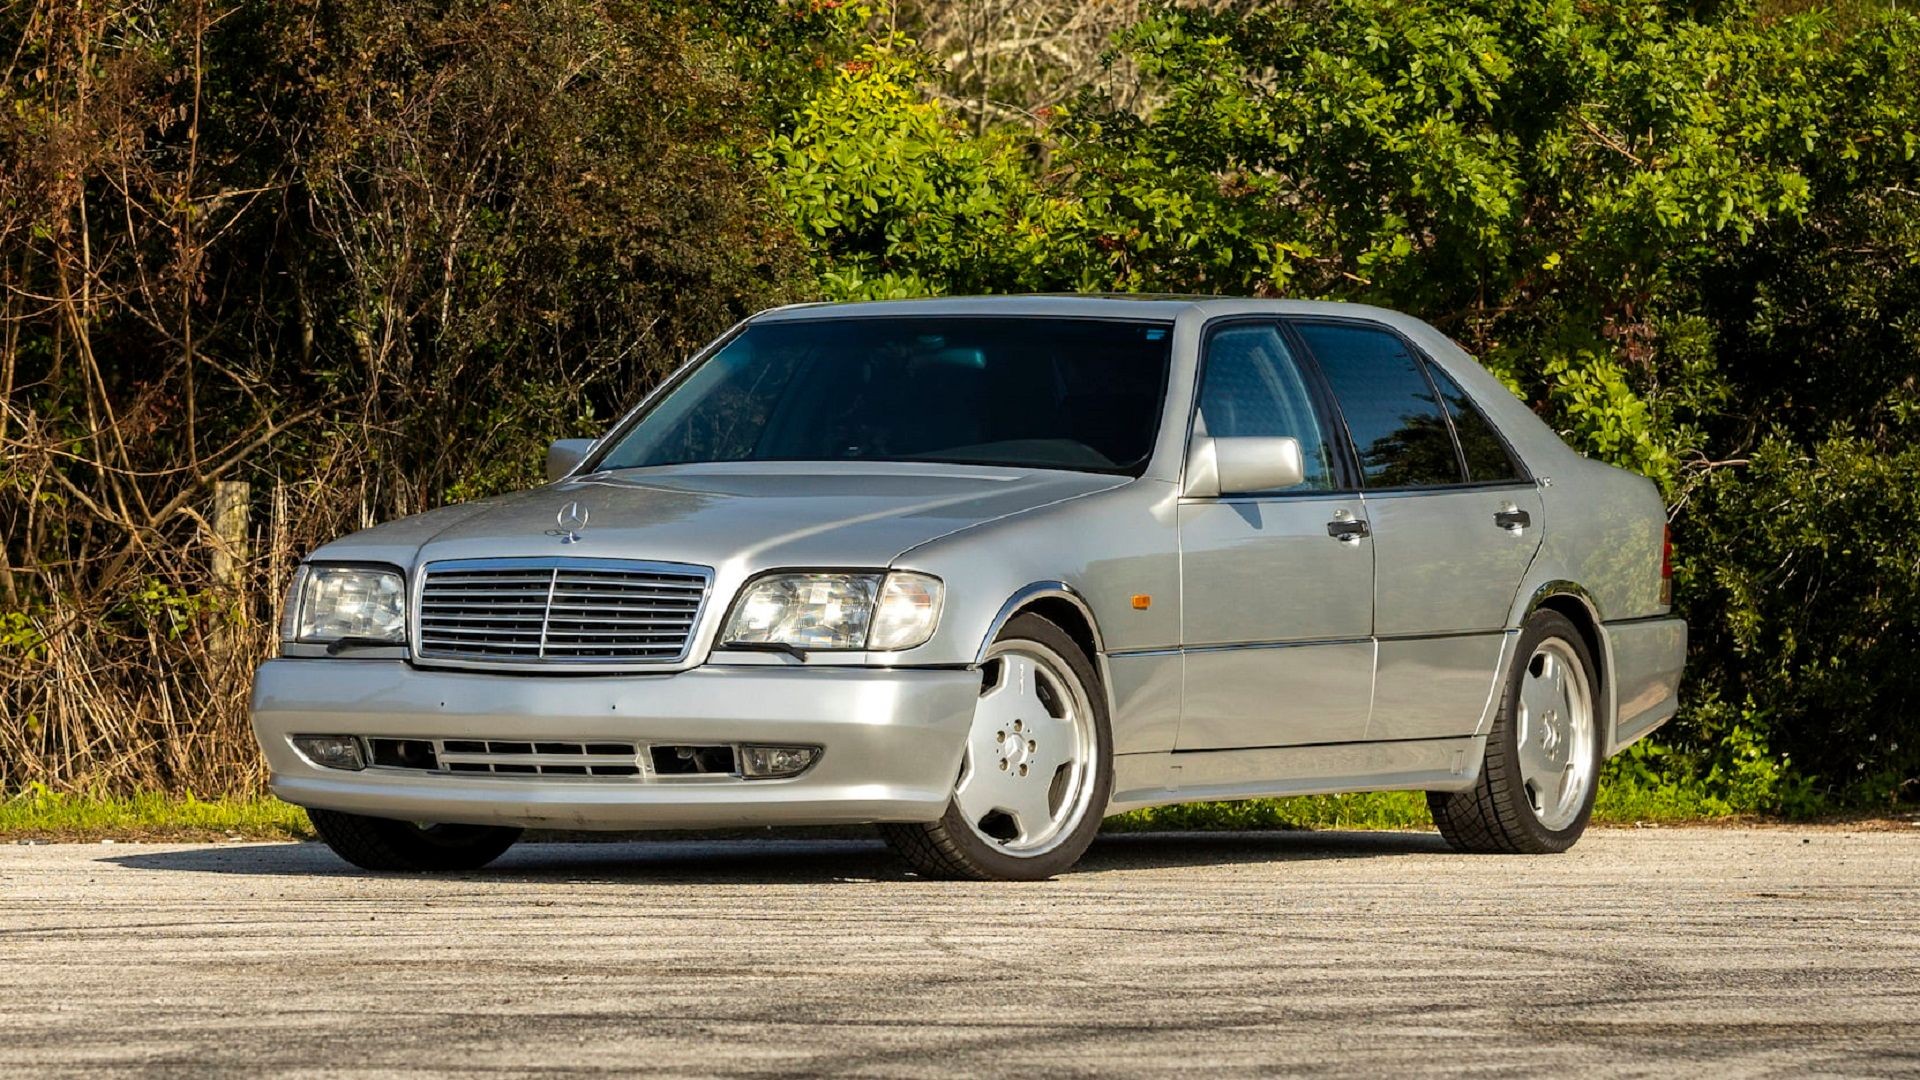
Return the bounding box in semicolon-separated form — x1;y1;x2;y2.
255;296;1687;832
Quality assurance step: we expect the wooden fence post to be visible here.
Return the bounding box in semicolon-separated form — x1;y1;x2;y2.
210;481;250;657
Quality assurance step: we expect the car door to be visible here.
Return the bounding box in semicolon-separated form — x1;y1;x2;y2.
1175;321;1375;751
1289;319;1544;742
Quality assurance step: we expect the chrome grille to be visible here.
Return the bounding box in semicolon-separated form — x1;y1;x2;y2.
416;558;711;666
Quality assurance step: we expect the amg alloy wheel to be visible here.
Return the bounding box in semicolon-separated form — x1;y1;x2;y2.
1429;609;1602;854
880;613;1112;880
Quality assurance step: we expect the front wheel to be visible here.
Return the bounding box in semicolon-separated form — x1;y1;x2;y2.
880;613;1112;881
1429;609;1602;854
308;808;522;872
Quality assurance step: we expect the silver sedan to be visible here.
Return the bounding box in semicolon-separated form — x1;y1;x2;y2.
252;296;1687;880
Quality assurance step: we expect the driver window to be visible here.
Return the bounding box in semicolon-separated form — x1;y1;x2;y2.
1196;324;1336;491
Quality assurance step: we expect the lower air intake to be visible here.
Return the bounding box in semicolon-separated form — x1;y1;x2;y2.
367;737;642;777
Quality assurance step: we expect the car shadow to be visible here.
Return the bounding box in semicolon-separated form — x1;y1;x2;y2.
99;828;1447;884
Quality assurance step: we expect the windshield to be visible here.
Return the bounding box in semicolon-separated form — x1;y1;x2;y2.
593;316;1174;475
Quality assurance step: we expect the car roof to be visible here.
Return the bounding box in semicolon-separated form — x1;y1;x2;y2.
750;295;1416;324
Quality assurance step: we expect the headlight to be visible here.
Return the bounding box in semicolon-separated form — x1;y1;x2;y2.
281;564;408;646
722;571;944;652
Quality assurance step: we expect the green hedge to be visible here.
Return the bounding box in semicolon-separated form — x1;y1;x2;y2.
4;1;1918;811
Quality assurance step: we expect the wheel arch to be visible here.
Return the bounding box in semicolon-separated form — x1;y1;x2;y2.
1523;581;1618;751
974;582;1105;668
973;583;1115;724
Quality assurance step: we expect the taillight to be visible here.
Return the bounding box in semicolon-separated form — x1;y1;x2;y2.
1659;524;1673;607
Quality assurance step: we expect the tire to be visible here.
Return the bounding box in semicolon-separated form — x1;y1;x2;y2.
1428;610;1602;854
880;613;1112;881
308;808;522;872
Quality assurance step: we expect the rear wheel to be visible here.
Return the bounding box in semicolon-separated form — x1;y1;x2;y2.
880;613;1111;881
1429;610;1601;854
308;808;521;872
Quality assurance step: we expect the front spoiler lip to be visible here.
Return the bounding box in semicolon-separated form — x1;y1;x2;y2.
268;771;952;831
251;658;977;830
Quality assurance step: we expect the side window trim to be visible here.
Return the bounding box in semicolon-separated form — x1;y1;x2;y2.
1274;319;1367;491
1184;316;1360;498
1281;315;1534;492
1407;341;1474;483
1423;357;1535;485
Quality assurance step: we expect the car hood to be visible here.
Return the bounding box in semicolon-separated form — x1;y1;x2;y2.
307;462;1127;574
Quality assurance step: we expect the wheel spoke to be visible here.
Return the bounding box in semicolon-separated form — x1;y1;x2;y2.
955;748;1019;819
1543;762;1573;818
1021;696;1076;750
1545;655;1569;711
975;655;1036;728
1002;773;1060;844
1516;728;1552;787
953;643;1096;853
1518;667;1558;729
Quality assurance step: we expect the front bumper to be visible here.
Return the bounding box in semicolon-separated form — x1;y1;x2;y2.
251;659;977;830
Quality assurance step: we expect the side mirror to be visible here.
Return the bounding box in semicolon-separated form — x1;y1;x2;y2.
1184;436;1306;498
546;438;595;483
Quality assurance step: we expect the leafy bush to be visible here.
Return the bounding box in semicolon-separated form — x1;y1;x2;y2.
763;43;1091;298
0;0;839;793
6;0;1920;812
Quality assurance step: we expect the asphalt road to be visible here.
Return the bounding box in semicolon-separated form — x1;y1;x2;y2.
2;827;1917;1077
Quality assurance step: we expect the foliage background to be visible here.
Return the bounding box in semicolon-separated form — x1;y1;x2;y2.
3;0;1917;814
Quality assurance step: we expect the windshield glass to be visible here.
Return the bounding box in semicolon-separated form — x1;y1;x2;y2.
594;316;1174;475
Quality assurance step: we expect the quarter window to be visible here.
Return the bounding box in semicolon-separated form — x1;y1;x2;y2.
1196;324;1337;491
1427;363;1524;483
1294;322;1463;488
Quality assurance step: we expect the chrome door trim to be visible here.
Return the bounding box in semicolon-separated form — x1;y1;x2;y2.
1344;480;1541;500
1110;627;1514;659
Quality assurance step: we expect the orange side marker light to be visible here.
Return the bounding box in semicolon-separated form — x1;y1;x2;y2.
1131;594;1152;610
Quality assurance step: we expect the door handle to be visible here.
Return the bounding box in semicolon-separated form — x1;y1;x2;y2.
1494;508;1532;532
1326;518;1371;543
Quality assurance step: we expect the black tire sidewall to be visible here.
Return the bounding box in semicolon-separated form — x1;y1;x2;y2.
310;808;521;872
1496;610;1604;852
934;613;1114;881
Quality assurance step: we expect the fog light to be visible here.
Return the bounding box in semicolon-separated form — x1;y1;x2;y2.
739;745;819;779
292;735;366;771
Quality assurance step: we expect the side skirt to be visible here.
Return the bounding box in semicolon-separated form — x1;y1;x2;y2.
1106;735;1488;814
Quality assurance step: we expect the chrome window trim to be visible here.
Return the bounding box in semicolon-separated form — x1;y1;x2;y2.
1281;314;1538;490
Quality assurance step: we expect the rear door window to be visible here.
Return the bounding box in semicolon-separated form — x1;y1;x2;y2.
1426;363;1525;483
1291;322;1464;488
